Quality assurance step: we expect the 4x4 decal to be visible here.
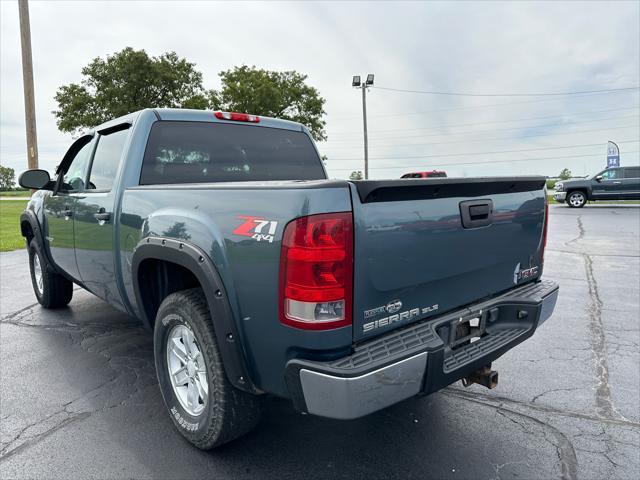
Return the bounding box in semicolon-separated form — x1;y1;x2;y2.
233;215;278;243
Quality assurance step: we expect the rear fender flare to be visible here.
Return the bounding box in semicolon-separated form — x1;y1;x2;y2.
131;237;257;393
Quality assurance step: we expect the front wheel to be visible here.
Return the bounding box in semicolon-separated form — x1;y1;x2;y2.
28;239;73;308
566;191;587;208
154;288;262;449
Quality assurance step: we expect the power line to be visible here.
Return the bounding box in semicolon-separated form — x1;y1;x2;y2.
322;124;639;151
329;89;639;120
371;85;640;97
328;106;639;136
326;151;640;171
327;140;639;162
326;114;640;143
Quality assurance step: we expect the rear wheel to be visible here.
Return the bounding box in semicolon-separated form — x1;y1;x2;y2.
154;288;262;449
28;239;73;308
566;191;586;208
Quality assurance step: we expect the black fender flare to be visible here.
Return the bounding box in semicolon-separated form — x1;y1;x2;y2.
20;210;58;273
131;237;257;394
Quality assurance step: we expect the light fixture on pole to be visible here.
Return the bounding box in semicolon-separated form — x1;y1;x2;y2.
352;74;374;179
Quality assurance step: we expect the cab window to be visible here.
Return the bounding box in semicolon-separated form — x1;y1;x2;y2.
61;141;94;192
140;121;325;185
624;167;640;179
600;169;622;180
87;127;130;191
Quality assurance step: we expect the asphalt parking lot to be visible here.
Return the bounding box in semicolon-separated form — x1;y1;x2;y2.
1;204;639;480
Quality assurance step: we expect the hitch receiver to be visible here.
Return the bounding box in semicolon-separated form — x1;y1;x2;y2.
462;365;498;389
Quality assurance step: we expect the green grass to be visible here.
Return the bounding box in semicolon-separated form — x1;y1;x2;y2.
0;200;27;252
0;190;31;198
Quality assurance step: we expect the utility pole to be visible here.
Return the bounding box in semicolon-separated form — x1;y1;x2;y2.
352;74;374;179
18;0;38;170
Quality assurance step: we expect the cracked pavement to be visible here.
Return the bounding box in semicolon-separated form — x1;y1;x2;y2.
1;204;639;479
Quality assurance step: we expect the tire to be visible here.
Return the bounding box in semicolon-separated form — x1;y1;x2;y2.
154;288;262;449
28;238;73;308
566;190;587;208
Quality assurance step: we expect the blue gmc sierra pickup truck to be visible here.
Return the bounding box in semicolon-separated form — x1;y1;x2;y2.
19;108;559;449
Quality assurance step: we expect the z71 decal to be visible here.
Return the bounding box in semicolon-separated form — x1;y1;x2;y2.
233;215;279;243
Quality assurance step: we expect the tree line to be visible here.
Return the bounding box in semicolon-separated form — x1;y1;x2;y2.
53;47;327;141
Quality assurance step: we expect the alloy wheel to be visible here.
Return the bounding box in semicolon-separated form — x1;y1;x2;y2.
166;324;208;416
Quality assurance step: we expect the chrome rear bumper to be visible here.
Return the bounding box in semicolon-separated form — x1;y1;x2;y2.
286;280;559;420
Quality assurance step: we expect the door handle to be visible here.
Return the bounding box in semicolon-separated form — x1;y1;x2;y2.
93;209;111;223
612;181;622;184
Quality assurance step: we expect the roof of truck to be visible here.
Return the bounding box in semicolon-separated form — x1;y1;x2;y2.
153;108;305;132
88;108;307;137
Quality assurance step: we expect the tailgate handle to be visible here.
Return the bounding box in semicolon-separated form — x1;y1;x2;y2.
460;199;493;228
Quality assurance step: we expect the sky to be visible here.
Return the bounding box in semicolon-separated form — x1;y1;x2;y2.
1;0;639;181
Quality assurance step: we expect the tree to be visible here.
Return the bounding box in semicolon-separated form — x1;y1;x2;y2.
0;166;15;190
53;48;209;134
558;168;572;180
349;170;364;180
209;66;327;141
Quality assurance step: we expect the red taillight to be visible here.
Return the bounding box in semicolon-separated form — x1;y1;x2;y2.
279;212;353;330
541;197;549;265
214;111;260;123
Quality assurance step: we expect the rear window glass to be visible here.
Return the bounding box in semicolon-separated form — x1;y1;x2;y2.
140;121;325;185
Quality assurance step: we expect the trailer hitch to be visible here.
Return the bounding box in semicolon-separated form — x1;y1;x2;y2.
462;365;498;389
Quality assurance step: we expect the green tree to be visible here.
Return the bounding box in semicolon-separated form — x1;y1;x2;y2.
210;66;327;141
558;168;572;180
349;170;364;180
0;166;15;190
53;48;209;134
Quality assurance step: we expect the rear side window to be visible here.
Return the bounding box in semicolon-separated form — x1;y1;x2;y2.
624;167;640;178
88;127;129;191
140;121;326;185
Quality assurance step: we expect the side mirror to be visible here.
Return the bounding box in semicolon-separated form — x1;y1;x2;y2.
18;169;52;190
595;175;603;182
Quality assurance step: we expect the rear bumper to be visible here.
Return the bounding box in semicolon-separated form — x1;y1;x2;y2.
285;280;559;420
553;191;567;201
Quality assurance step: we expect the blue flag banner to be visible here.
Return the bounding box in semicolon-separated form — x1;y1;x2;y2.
607;141;620;168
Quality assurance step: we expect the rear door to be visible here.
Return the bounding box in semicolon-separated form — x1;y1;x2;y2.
350;178;547;341
622;166;640;199
74;124;130;310
43;137;94;281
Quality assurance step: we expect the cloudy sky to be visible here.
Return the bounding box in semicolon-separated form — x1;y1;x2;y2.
1;0;639;180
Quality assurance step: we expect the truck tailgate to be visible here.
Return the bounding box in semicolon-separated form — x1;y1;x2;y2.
350;177;547;341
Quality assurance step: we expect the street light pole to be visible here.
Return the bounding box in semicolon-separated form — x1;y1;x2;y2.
353;74;374;179
361;85;368;180
18;0;38;171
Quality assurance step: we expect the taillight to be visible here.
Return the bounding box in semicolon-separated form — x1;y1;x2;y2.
279;212;353;330
541;197;549;265
214;111;260;123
